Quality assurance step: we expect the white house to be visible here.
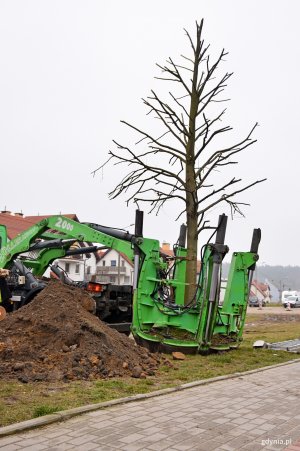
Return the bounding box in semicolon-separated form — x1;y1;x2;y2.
44;255;92;282
93;248;134;285
43;247;97;282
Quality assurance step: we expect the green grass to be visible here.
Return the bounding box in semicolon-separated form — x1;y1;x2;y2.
0;314;299;427
33;405;63;418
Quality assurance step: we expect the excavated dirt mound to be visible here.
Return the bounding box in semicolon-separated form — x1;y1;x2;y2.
0;280;162;382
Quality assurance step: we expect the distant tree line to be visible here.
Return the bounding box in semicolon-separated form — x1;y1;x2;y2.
222;263;300;292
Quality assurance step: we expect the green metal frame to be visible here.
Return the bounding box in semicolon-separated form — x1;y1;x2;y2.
213;252;257;346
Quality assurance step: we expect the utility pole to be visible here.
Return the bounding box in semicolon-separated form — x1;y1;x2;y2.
278;280;286;303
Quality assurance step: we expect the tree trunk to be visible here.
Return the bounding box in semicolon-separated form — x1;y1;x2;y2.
185;128;198;304
185;189;198;305
184;53;199;305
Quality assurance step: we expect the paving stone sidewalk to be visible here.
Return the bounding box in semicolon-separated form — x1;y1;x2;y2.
1;361;300;451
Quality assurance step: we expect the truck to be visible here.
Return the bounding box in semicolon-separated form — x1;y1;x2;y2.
0;212;261;353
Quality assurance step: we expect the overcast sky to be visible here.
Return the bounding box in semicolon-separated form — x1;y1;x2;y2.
0;1;299;266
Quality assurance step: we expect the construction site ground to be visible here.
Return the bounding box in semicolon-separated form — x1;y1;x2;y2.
247;306;300;315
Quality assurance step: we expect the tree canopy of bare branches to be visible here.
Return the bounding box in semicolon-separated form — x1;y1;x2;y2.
93;20;266;303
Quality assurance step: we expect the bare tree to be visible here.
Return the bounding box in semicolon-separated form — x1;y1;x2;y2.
93;20;265;304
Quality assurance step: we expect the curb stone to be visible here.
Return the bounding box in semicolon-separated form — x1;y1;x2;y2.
0;357;299;437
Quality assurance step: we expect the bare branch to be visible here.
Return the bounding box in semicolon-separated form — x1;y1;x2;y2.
146;90;189;138
120;120;186;158
109;141;186;187
180;54;194;64
195;109;227;141
197;178;267;218
197;177;241;206
195;123;258;179
169;91;190;119
195;124;232;159
155;58;192;95
91;155;114;177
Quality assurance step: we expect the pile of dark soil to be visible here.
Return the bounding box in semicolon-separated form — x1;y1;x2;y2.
0;281;162;382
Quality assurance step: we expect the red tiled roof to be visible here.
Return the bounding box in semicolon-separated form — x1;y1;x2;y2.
252;280;269;293
159;247;202;273
0;213;78;240
96;249;133;267
95;249;110;262
197;260;201;273
119;252;133;267
159;247;174;257
27;214;78;223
